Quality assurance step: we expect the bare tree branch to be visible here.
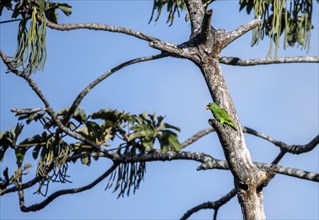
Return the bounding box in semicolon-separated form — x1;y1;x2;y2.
181;127;214;149
200;9;214;51
184;0;205;38
198;159;318;182
180;125;318;155
219;56;319;66
149;40;200;62
271;150;286;165
180;188;236;220
114;151;228;170
113;149;318;182
243;127;319;154
42;18;158;42
259;163;319;182
11;108;46;115
222;17;262;49
18;163;118;212
0;177;39;196
66;53;166;121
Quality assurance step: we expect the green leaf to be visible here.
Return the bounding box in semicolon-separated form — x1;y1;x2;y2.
163;123;181;132
32;145;42;160
158;130;181;152
76;127;90;139
73;108;87;124
12;1;24;18
0;145;9;162
45;8;58;24
127;130;148;142
19;132;47;147
86;121;101;136
15;146;28;166
0;132;13;148
168;132;181;151
0;0;12;16
57;3;72;16
81;155;90;165
14;123;24;141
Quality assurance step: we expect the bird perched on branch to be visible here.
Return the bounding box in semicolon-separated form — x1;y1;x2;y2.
206;102;237;131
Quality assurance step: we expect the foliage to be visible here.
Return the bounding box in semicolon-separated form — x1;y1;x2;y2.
240;0;314;57
0;0;72;75
0;107;181;196
150;0;317;57
149;0;214;25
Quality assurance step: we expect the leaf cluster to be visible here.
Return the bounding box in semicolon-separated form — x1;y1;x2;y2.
0;107;181;196
0;0;72;75
240;0;315;57
149;0;214;25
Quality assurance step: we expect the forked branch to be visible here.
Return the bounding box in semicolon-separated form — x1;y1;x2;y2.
180;188;237;220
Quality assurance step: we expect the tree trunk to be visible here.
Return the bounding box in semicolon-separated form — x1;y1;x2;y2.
198;56;268;219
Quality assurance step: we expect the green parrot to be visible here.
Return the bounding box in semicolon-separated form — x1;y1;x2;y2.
206;102;237;131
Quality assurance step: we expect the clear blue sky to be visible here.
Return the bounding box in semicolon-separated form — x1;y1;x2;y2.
1;1;318;219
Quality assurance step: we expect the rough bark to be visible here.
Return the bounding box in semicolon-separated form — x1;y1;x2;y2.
160;1;270;218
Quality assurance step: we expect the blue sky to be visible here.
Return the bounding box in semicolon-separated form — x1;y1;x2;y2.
0;1;318;219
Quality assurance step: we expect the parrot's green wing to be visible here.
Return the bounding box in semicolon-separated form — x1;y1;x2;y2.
207;102;237;131
216;108;232;121
217;108;237;131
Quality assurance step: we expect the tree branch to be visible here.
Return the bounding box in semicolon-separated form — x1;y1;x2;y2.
149;40;200;62
66;53;166;121
11;107;46;115
181;127;214;149
181;148;291;220
0;50;113;158
18;163;118;212
114;150;318;182
0;177;39;196
184;0;205;38
43;18;158;42
259;163;319;182
198;159;318;182
180;124;318;156
243;127;319;154
219;56;319;66
221;17;262;49
180;188;236;220
113;151;228;170
200;9;214;50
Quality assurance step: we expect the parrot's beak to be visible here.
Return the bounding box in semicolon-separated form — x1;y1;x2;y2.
206;104;210;110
